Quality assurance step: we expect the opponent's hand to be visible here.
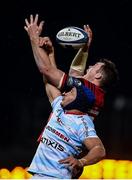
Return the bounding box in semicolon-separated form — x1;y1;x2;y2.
39;36;54;55
24;14;44;44
83;24;93;51
39;36;53;52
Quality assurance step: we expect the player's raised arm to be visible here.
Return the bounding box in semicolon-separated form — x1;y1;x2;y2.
69;25;93;77
24;14;64;88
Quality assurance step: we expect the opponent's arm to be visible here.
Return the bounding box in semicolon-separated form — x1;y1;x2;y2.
40;37;60;103
24;14;63;88
39;36;57;68
69;25;93;77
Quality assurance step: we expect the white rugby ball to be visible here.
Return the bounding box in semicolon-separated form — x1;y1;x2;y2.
56;26;88;49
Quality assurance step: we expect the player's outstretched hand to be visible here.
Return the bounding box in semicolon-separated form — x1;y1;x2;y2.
24;14;44;44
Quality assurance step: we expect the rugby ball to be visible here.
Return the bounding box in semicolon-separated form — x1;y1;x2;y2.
56;26;88;49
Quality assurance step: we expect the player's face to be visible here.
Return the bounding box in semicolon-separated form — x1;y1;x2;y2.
61;87;77;107
85;62;104;80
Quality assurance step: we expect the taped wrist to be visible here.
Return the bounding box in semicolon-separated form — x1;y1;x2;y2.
70;48;88;73
78;158;88;167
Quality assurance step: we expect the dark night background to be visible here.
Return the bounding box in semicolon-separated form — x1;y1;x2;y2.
0;0;132;170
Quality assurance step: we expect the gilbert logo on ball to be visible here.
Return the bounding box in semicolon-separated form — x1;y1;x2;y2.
56;27;88;49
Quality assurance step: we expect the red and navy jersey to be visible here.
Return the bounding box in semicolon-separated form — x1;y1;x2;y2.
59;73;105;120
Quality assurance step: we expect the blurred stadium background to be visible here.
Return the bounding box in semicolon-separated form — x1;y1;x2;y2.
0;0;132;179
0;159;132;179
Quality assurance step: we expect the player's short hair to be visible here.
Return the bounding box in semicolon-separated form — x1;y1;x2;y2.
98;58;119;91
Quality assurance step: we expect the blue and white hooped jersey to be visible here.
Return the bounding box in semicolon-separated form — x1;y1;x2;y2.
28;96;98;179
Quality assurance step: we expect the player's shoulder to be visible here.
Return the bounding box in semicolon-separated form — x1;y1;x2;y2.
51;96;63;108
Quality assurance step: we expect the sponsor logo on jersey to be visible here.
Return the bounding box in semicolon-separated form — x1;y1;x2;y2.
41;137;64;152
81;117;89;136
46;125;70;142
67;77;82;87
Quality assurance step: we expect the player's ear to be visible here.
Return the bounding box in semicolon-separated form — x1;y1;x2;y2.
95;72;102;79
